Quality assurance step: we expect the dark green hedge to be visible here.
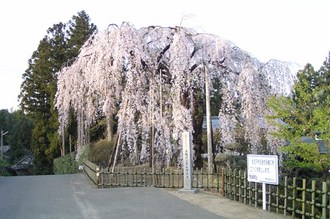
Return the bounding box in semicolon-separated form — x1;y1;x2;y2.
53;154;78;174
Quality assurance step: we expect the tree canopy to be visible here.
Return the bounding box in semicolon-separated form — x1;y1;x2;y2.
0;109;33;163
19;11;96;174
55;23;299;168
267;53;330;178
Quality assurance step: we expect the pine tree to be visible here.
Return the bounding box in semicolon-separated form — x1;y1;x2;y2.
66;10;97;63
19;11;97;174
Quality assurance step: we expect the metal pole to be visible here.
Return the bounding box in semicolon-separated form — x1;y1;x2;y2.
1;130;3;160
262;183;267;210
151;77;155;185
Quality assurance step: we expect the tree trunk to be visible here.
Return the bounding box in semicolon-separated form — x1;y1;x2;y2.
61;127;65;156
106;116;113;143
192;89;205;169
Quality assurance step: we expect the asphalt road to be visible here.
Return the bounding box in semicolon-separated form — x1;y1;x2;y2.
0;174;221;219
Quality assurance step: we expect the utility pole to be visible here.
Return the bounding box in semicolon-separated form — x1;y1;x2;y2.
1;130;8;160
205;65;214;174
150;76;155;185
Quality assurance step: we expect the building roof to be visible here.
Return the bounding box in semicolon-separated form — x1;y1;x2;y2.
318;140;330;154
202;116;220;129
0;145;10;154
300;136;330;154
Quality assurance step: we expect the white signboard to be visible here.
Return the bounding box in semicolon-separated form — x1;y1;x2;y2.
247;154;279;185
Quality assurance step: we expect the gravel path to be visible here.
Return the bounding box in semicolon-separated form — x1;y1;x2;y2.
165;189;290;219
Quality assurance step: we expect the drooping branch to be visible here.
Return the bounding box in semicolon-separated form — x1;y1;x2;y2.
55;23;299;165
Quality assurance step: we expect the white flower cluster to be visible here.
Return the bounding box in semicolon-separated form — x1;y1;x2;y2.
55;23;297;164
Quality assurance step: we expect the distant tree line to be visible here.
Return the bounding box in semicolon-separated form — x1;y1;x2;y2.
0;109;33;164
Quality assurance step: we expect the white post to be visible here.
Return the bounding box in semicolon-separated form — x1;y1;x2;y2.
262;183;267;210
1;130;3;160
179;131;197;194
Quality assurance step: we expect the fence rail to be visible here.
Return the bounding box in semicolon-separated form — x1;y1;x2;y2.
82;160;330;219
82;160;99;185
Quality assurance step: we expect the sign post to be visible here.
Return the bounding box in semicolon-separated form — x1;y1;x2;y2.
179;131;198;194
247;154;278;210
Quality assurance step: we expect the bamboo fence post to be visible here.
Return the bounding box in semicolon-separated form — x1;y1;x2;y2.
233;169;237;201
322;182;327;219
211;171;214;192
201;168;204;189
248;181;252;206
96;166;100;187
254;183;258;208
207;168;210;190
292;178;296;218
302;179;306;219
228;169;231;199
142;168;146;187
311;180;315;218
221;168;225;196
109;169;112;187
284;176;288;216
163;169;166;188
244;171;247;205
268;185;271;211
238;170;242;202
101;167;104;188
125;168;128;187
276;184;279;214
217;171;220;193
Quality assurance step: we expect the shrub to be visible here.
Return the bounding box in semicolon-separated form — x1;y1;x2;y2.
53;153;78;174
88;139;114;167
0;158;16;176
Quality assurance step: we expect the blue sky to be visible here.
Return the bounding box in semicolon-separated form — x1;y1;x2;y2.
0;0;329;110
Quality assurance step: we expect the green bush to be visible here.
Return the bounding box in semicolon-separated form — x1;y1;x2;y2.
0;158;16;176
88;139;114;167
53;153;78;174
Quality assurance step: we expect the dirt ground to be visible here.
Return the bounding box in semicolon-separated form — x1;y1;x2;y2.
165;189;290;219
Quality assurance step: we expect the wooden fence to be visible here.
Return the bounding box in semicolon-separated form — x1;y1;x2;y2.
82;160;330;219
82;162;221;192
83;160;99;185
224;169;330;219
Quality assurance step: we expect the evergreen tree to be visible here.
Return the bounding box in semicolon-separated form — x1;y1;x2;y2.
66;10;97;63
19;11;97;174
20;36;59;174
267;57;330;178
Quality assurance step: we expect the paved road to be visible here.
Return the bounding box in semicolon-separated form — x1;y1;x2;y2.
0;174;221;219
